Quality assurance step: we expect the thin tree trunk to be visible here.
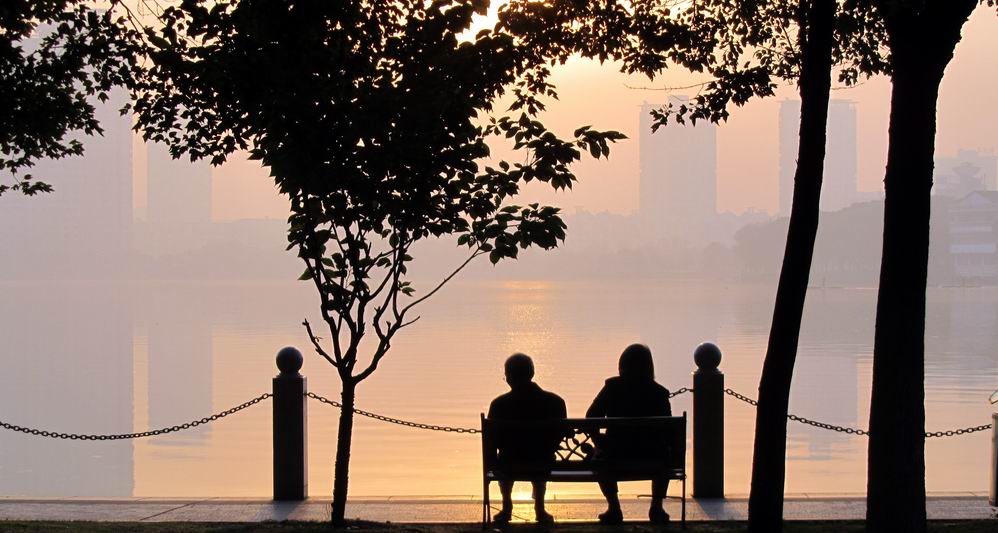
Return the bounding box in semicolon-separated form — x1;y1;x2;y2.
331;379;356;525
866;3;974;530
747;1;835;531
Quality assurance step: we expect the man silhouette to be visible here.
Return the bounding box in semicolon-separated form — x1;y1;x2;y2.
487;353;567;524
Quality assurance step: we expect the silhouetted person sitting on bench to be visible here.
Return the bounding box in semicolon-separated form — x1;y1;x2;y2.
487;353;567;524
587;343;673;524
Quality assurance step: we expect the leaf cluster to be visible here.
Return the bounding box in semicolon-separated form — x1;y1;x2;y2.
130;0;624;382
499;0;889;128
0;0;138;197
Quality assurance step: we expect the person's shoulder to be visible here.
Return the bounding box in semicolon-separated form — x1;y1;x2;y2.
489;391;515;412
600;376;627;393
603;376;624;387
534;385;565;409
651;380;671;397
492;390;516;404
540;387;565;403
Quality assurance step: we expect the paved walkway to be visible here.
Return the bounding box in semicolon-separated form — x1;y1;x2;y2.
0;495;995;523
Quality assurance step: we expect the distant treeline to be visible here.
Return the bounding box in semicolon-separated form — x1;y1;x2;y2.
734;198;957;286
2;200;970;285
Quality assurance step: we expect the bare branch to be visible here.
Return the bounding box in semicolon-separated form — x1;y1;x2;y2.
399;315;421;329
354;311;420;383
368;231;402;302
372;237;406;333
302;253;343;363
353;331;394;383
400;249;486;315
623;79;716;91
303;319;338;368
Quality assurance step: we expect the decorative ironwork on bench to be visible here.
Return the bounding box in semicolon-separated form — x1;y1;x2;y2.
556;431;595;461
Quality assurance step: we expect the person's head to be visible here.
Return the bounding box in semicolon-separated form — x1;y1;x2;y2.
618;343;655;381
504;352;535;388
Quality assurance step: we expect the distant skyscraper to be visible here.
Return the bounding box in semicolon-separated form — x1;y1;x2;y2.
639;98;717;240
0;88;133;280
779;99;858;215
146;142;213;254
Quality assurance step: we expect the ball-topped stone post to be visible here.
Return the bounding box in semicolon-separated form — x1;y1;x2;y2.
274;346;307;501
990;412;997;506
693;342;724;499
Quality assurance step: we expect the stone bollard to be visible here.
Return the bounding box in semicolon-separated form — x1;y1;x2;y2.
273;346;308;501
991;413;997;506
693;342;724;498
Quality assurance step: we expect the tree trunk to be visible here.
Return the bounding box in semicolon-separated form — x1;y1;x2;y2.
866;62;937;533
866;3;974;530
331;379;356;525
747;1;835;531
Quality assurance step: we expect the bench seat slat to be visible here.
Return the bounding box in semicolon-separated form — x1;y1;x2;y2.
487;469;685;482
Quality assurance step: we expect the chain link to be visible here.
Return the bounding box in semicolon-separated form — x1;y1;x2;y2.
307;392;481;434
925;424;994;438
786;413;869;436
0;393;272;441
723;388;993;438
308;389;692;434
723;388;759;407
3;386;989;441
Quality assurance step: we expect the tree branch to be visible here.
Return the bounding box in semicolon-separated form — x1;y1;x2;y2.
400;248;486;316
623;79;717;91
303;319;338;368
354;327;396;383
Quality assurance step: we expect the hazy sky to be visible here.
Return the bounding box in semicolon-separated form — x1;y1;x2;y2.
133;5;998;221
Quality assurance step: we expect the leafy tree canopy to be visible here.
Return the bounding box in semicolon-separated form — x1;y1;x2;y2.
499;0;888;127
131;2;624;520
0;0;136;196
131;0;624;379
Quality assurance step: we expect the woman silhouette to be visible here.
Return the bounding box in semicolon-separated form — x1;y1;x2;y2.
586;343;672;524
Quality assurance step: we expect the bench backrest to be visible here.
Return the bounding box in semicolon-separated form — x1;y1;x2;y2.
481;414;687;473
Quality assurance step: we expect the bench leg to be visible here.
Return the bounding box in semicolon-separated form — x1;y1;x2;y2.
681;476;686;527
482;478;490;528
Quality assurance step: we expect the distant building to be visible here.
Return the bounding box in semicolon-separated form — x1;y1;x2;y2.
0;285;134;496
0;88;133;280
779;99;858;215
639;98;717;241
949;191;998;280
146;142;213;255
935;149;998;198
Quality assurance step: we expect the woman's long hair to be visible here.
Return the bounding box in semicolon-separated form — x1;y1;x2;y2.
618;343;655;381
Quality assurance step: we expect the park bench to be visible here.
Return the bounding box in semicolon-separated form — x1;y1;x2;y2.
480;414;687;526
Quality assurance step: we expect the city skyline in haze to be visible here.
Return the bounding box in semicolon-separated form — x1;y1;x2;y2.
138;5;992;222
14;6;998;224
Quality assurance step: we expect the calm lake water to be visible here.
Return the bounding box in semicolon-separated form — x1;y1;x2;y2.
1;279;995;498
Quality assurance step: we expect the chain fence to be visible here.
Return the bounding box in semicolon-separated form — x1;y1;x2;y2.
305;388;692;434
0;393;272;441
306;392;481;434
670;387;691;398
723;388;994;438
0;386;991;441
